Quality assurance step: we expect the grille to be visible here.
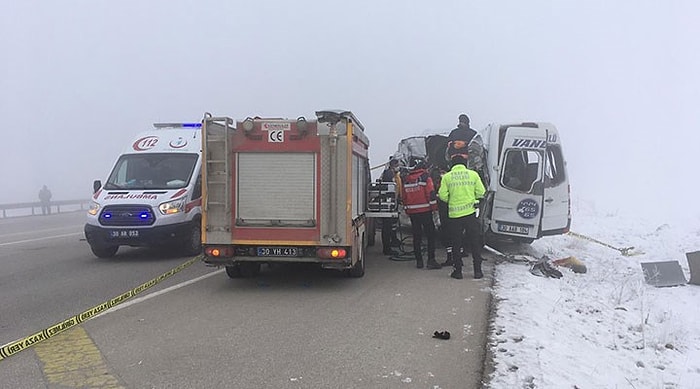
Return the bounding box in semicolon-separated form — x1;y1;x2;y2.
99;205;156;226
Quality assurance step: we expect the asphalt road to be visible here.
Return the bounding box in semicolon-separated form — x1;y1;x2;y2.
0;212;494;388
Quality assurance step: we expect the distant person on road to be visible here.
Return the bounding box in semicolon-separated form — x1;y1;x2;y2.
437;155;486;279
38;185;52;215
401;157;441;269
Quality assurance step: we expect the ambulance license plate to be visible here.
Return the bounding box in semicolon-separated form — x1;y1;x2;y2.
497;224;529;235
109;230;139;238
257;247;298;257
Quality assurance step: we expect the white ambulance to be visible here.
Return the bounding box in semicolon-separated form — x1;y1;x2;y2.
84;123;203;258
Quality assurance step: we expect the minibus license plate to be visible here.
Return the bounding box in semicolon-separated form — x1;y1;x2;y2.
257;247;298;257
497;224;529;235
109;230;139;238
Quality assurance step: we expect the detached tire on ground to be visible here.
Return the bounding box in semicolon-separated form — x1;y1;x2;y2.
91;245;118;258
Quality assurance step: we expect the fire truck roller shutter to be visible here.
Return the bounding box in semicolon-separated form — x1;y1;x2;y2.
236;152;316;226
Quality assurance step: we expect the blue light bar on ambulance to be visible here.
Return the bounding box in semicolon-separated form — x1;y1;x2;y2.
153;123;202;129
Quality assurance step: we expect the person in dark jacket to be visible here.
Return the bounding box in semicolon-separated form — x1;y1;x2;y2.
381;157;399;182
446;114;477;160
401;157;441;269
448;114;477;142
443;114;478;265
380;156;401;255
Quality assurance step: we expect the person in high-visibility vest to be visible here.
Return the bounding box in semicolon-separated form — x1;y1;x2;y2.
401;157;441;269
437;154;486;279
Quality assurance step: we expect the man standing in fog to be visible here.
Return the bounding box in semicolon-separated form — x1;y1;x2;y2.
39;185;52;215
446;114;477;160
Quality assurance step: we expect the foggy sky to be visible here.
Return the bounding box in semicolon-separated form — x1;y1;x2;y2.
1;1;698;221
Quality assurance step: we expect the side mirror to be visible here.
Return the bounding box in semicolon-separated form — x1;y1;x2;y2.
93;180;102;194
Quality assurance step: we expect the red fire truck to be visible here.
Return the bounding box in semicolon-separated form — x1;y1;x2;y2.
200;110;371;278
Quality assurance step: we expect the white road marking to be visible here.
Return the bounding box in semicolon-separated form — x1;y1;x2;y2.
96;269;225;318
0;226;83;239
0;232;83;247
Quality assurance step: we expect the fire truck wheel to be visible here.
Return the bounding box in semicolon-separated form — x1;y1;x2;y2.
90;245;118;258
225;265;242;278
367;219;376;246
182;220;202;256
347;235;366;278
239;262;261;278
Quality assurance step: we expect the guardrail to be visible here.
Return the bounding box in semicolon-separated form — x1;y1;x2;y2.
0;199;91;218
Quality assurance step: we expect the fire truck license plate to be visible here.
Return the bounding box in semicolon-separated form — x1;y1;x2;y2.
257;247;298;257
109;230;139;238
497;224;529;235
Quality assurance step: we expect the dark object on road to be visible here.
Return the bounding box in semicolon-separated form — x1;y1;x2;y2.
530;258;563;278
433;330;451;340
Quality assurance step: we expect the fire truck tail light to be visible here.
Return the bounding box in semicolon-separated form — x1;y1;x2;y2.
317;248;348;259
205;246;234;257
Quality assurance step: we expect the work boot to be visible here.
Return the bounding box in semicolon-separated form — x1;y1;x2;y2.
442;247;454;267
473;261;483;279
426;258;442;269
416;258;424;269
450;268;463;279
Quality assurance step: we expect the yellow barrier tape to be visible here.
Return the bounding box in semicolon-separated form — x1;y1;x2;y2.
0;255;201;361
567;231;643;256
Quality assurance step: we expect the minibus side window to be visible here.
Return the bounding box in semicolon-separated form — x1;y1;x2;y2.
501;150;541;193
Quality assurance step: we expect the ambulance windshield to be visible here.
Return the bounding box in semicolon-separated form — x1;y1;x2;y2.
104;153;198;190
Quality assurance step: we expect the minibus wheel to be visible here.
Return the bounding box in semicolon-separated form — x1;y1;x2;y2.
183;220;202;256
91;245;118;258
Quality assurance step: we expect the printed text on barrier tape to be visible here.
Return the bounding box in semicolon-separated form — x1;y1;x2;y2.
0;255;201;361
568;231;626;250
567;231;639;256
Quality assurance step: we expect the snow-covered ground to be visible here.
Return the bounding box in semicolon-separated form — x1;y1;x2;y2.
488;200;700;389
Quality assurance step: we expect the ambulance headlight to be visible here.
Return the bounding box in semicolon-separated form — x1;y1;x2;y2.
88;202;100;216
159;198;185;215
242;117;254;132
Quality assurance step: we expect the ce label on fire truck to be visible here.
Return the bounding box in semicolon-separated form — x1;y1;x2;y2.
263;122;291;143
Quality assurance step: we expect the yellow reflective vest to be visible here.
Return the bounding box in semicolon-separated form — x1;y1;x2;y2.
437;164;486;218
